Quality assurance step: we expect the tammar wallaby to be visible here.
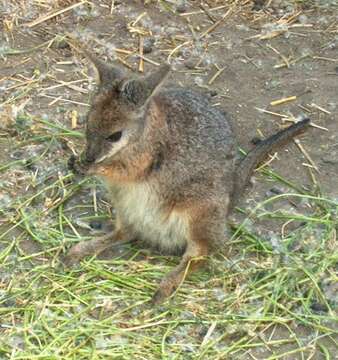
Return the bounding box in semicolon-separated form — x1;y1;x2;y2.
66;50;310;304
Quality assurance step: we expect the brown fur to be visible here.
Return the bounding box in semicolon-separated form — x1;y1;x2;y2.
65;48;310;303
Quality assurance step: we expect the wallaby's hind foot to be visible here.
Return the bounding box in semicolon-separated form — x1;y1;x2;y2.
152;246;207;305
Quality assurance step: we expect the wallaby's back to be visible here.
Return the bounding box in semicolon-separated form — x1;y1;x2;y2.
153;88;310;206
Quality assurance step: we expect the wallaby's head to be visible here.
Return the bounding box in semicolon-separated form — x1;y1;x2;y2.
82;51;170;166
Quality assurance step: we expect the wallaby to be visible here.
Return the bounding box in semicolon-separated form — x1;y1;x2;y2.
65;49;310;304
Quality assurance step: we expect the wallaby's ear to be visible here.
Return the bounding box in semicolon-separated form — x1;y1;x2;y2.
120;64;170;106
82;49;125;85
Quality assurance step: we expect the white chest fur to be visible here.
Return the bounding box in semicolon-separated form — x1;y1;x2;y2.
107;182;189;254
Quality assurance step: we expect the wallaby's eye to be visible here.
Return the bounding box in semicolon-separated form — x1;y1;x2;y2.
106;131;122;143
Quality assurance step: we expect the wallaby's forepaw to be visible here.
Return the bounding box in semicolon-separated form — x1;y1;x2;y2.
68;155;88;175
68;155;78;172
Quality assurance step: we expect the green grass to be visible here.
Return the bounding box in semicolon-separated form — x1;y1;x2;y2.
0;114;337;359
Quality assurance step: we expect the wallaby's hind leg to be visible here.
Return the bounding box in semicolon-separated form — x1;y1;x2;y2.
63;215;132;267
152;204;223;304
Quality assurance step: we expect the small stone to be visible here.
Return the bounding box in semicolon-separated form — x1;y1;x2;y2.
176;0;187;13
77;114;87;125
322;151;338;165
24;160;37;171
265;186;284;198
327;102;336;111
269;186;284;195
53;37;69;49
251;136;262;145
143;37;154;54
252;0;266;11
184;57;198;69
285;5;294;13
271;0;282;6
298;14;308;24
89;220;103;230
310;301;328;313
11;150;24;159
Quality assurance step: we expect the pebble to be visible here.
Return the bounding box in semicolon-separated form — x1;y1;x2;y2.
298;14;308;24
310;301;328;313
252;0;266;11
53;37;69;50
143;37;154;54
89;220;103;230
322;151;338;165
269;186;284;195
251;136;262;145
184;57;198;69
176;0;187;14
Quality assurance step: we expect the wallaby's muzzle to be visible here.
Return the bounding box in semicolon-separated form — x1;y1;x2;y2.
84;151;96;164
84;137;103;164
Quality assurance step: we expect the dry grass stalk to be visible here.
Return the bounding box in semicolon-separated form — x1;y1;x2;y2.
116;56;134;70
136;55;160;66
138;36;144;73
270;96;297;106
201;321;217;347
283;118;328;132
110;0;115;14
25;1;86;28
180;5;227;17
200;7;232;39
294;138;319;173
167;41;192;63
274;54;310;69
267;44;290;68
40;94;89;107
71;110;78;129
255;107;286;118
199;4;217;23
313;56;338;62
208;66;225;85
255;152;279;171
48;95;63;106
115;48;133;55
310;103;331;114
131;12;147;27
42;79;88;94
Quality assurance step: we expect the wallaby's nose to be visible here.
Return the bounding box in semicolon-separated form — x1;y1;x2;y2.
83;142;99;163
84;151;95;163
84;138;102;163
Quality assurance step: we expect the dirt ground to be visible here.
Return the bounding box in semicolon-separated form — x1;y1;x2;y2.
0;0;337;359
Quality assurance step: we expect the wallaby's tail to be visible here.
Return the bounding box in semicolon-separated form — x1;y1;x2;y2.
231;118;310;207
